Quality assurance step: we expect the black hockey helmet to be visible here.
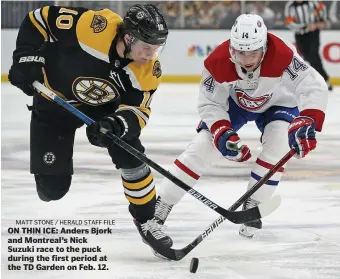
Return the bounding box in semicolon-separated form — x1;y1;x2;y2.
123;4;168;45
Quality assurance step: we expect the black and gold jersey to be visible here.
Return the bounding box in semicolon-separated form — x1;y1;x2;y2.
16;6;163;138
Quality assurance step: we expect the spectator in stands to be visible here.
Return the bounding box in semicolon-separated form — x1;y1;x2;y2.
209;1;229;23
219;1;241;29
198;1;219;28
183;1;200;28
158;1;180;28
247;1;275;28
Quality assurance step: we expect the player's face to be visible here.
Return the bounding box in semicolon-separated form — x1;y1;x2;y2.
129;40;163;65
234;48;263;71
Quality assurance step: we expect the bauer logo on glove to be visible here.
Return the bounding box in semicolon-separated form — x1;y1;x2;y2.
19;56;45;63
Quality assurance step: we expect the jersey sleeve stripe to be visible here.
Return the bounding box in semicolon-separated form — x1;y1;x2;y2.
29;11;48;41
137;107;151;118
33;8;52;42
78;42;110;62
116;105;150;122
116;105;149;128
42;69;68;101
123;66;142;90
33;8;47;30
40;6;57;42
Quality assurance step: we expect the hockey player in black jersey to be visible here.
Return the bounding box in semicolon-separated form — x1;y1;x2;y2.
8;4;172;252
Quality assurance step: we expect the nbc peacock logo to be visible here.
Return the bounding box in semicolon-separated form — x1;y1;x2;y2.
187;45;217;57
188;45;205;57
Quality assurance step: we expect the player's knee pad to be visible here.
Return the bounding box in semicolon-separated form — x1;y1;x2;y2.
35;174;72;201
158;130;220;205
261;121;290;163
178;130;220;174
121;164;156;223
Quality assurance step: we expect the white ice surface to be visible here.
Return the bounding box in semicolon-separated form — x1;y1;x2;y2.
1;83;340;279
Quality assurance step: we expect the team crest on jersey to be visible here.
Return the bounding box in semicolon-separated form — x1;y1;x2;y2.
235;89;272;111
72;77;120;106
152;61;162;78
90;15;107;33
43;152;56;165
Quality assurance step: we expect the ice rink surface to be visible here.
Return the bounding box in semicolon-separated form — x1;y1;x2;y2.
1;83;340;279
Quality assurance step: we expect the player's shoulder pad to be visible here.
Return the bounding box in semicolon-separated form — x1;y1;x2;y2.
124;59;162;92
260;33;294;77
203;40;238;83
76;9;122;62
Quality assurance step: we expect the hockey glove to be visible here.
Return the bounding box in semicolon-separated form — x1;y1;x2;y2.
212;122;251;162
288;116;317;159
9;46;45;96
86;114;128;148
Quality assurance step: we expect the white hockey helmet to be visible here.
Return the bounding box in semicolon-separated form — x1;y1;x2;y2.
229;14;267;63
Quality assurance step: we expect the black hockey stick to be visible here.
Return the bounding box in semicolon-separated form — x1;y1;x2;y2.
33;81;279;224
147;149;296;261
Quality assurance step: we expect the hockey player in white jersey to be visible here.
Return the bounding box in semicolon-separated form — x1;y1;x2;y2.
154;14;328;238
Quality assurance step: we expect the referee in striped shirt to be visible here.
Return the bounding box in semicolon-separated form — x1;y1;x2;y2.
285;1;332;91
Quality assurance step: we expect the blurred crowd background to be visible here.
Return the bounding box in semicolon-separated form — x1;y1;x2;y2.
2;1;340;29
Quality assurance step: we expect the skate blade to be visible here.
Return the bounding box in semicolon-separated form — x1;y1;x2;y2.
151;247;172;260
239;230;255;239
141;237;172;260
239;225;258;239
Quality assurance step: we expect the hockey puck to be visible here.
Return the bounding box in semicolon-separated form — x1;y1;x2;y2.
189;257;199;273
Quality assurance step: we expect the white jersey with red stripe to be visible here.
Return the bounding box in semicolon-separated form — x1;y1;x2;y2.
198;33;328;134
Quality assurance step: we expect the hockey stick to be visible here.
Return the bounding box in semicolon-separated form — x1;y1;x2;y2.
32;81;280;224
147;149;296;260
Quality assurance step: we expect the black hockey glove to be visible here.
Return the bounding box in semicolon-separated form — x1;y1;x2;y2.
86;114;128;148
8;46;45;96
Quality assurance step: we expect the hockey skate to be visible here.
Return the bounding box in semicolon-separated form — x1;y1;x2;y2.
239;198;263;239
154;196;173;225
134;218;173;258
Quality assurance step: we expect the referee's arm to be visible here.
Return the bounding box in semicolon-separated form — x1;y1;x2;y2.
313;1;331;29
284;2;308;33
